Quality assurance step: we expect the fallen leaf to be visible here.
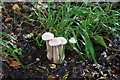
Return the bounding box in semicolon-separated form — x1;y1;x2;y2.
61;72;69;80
51;29;56;33
88;1;92;4
36;58;40;61
13;10;21;16
27;33;34;39
12;4;19;10
47;75;56;80
22;5;28;10
84;74;93;79
110;70;115;74
28;19;36;21
49;64;56;69
16;28;24;31
41;66;46;70
106;54;117;60
96;76;107;80
5;17;13;22
9;61;21;67
1;11;7;15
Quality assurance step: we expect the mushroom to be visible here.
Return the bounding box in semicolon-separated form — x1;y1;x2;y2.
69;37;77;43
42;32;54;60
49;38;61;64
57;37;67;61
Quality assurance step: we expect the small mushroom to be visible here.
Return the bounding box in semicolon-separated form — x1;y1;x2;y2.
49;38;61;64
58;37;67;60
42;32;54;60
69;37;77;43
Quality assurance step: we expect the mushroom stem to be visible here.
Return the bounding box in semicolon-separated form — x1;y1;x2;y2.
53;46;60;64
46;41;53;60
58;45;63;59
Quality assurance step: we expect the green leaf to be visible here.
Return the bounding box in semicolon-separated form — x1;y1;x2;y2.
81;29;98;64
11;52;23;67
13;48;22;55
0;41;13;53
91;35;107;48
0;40;17;48
0;40;23;67
73;46;85;60
0;40;22;56
24;21;35;26
0;32;17;41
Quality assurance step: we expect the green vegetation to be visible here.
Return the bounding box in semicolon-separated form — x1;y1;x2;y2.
31;2;119;63
0;32;23;66
1;2;120;64
1;2;120;79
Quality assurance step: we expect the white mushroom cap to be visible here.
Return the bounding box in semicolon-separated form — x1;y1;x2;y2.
69;37;77;43
42;32;54;40
58;37;67;45
49;38;61;46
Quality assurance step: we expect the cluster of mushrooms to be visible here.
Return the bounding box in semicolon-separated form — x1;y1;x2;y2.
42;32;77;64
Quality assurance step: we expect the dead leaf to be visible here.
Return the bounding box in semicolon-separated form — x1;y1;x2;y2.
36;58;40;61
61;72;69;80
96;76;107;80
22;5;28;10
5;17;13;22
9;61;21;67
47;75;56;80
84;74;93;79
51;29;56;33
16;28;24;31
88;1;92;4
110;70;115;74
14;10;21;16
106;54;117;60
28;19;36;21
1;11;7;15
27;33;34;39
41;66;46;70
12;4;19;10
49;64;56;69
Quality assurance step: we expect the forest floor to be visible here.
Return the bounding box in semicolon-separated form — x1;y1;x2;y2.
1;2;120;80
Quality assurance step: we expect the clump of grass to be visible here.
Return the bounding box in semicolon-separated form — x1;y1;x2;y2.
30;2;119;64
0;32;23;66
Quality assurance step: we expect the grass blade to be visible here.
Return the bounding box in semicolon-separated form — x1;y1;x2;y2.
0;32;17;41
